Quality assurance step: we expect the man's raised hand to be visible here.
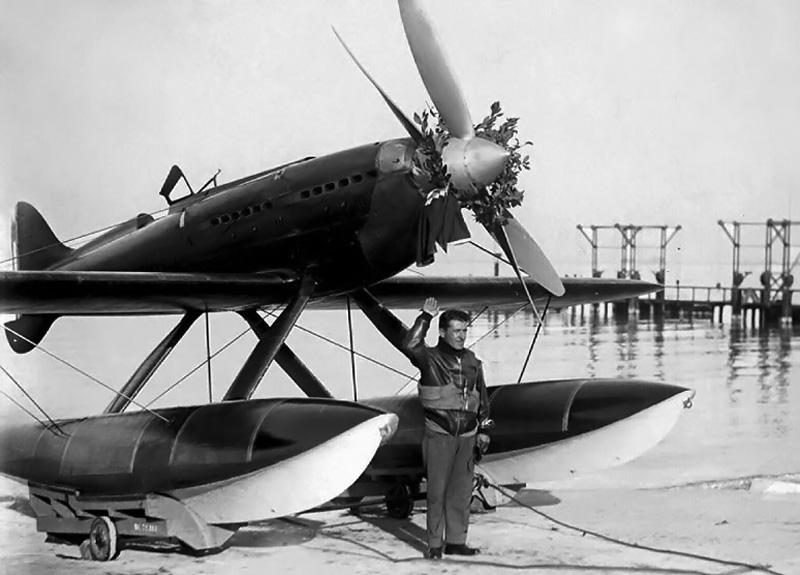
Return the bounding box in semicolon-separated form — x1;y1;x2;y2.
422;297;440;317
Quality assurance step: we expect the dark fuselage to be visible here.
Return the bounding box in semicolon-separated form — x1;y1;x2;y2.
52;139;424;300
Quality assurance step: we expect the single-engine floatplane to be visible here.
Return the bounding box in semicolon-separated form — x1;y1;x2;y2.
0;0;693;561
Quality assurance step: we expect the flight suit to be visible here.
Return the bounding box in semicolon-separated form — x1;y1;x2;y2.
403;312;489;548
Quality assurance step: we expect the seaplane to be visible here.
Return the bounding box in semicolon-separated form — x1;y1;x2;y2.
0;0;693;562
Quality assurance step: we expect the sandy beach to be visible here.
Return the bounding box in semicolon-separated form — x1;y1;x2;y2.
1;473;797;575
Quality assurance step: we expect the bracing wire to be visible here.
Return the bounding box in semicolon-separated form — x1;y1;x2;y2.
0;387;55;432
0;363;66;435
146;306;280;407
470;232;551;380
204;311;213;402
346;296;358;401
291;320;415;380
2;324;168;421
468;240;513;268
467;304;528;350
145;327;250;406
147;302;413;406
516;295;552;384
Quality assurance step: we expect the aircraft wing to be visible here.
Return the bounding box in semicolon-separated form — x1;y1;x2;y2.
311;276;663;311
0;270;659;316
0;270;298;315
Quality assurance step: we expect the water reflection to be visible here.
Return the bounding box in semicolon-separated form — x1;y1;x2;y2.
586;312;600;378
726;327;744;415
725;324;797;437
613;318;639;378
651;319;665;381
755;328;791;435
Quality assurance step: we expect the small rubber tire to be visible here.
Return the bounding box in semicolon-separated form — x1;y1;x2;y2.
385;483;414;519
88;516;118;561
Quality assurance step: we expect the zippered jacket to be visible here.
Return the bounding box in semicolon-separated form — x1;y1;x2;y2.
403;312;490;436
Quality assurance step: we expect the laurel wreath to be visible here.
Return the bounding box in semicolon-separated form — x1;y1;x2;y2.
411;101;531;228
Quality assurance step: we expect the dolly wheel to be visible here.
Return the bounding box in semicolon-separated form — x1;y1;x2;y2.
88;516;118;561
385;483;414;519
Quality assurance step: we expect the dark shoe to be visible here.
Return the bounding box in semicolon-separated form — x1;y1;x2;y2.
425;546;442;560
444;543;480;556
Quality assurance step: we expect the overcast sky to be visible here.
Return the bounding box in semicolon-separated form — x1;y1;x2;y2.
2;0;799;283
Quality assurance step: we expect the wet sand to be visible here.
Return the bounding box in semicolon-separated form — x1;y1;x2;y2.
1;475;797;575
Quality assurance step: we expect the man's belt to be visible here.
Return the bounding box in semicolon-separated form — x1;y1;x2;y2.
423;408;479;436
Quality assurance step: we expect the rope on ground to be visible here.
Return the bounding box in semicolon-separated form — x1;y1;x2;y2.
487;481;789;575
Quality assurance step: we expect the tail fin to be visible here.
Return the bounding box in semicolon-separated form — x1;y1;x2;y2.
6;202;68;353
12;201;73;270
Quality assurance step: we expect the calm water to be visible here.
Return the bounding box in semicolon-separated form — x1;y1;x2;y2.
1;309;798;488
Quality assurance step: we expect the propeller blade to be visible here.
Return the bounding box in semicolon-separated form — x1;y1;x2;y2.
332;27;424;145
398;0;474;139
489;216;565;297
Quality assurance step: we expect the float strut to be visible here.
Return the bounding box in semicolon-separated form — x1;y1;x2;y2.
223;276;316;401
237;309;332;399
105;311;201;414
350;289;413;363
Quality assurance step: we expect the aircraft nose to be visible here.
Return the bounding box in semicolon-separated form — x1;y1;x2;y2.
442;136;510;191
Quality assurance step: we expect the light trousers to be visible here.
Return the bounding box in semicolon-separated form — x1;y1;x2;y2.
422;429;476;547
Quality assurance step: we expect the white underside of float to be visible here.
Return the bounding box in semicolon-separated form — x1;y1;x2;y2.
170;413;397;525
479;390;694;484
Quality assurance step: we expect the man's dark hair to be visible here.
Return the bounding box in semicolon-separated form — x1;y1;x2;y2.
439;309;470;330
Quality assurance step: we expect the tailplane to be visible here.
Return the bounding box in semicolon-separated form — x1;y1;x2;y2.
5;315;58;354
5;202;68;353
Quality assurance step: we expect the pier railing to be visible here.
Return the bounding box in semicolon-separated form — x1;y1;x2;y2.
632;284;798;325
641;285;797;305
641;285;731;304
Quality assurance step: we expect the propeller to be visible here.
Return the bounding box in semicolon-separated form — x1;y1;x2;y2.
336;0;565;297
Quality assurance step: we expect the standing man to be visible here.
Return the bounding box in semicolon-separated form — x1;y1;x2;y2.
403;297;491;560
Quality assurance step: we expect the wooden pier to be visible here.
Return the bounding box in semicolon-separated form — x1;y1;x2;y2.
571;219;798;326
578;285;799;326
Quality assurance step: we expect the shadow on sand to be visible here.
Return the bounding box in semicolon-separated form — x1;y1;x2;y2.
1;495;36;518
230;516;322;548
5;489;734;574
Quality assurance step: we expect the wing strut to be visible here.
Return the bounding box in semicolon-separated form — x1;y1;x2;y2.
223;276;316;401
237;309;332;399
106;311;201;414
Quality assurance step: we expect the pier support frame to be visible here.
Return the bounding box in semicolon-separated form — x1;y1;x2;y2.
577;223;681;321
719;219;797;326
